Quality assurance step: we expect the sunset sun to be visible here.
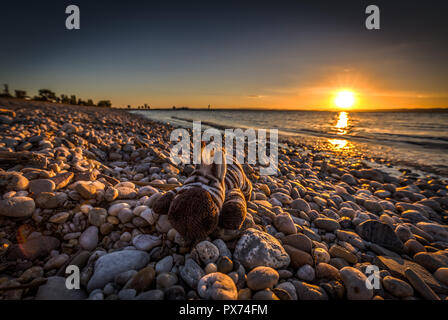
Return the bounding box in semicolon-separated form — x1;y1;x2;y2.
334;90;356;109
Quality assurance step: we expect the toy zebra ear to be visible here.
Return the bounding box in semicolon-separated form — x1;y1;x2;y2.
200;141;224;163
199;143;227;181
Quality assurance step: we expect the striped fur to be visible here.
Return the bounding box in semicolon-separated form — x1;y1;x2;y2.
224;160;252;202
178;147;227;211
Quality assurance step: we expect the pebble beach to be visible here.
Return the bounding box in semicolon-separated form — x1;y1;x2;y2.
1;98;448;301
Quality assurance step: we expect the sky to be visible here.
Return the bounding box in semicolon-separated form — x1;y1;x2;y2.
1;0;448;110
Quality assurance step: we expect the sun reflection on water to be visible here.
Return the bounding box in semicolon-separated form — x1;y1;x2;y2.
335;111;349;135
328;112;351;150
328;139;348;149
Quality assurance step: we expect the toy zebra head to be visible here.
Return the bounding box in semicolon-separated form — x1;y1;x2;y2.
153;143;228;240
197;141;227;184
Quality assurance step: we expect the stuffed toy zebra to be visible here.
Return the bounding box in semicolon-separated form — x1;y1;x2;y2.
153;146;252;240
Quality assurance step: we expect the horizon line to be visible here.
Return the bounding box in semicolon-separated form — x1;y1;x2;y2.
126;106;448;112
1;96;447;113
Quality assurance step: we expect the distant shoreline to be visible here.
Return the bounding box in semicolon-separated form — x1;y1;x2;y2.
2;96;447;113
130;107;448;113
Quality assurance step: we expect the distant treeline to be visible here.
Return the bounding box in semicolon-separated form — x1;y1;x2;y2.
0;84;112;108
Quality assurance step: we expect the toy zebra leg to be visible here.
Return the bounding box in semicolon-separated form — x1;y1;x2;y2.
218;156;253;230
219;188;247;230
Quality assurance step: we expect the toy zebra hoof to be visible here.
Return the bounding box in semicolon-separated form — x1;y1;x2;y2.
152;190;175;215
219;188;247;230
167;187;219;241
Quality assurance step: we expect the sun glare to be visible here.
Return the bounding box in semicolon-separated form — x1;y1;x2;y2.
334;90;355;109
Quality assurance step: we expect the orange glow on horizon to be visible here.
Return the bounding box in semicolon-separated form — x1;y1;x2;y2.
108;72;446;110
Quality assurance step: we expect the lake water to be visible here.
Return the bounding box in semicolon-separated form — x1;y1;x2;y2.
133;109;448;178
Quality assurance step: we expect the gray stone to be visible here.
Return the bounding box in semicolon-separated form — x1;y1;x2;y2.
115;270;137;286
213;239;232;258
87;250;150;292
292;280;328;300
35;192;67;209
252;288;280;300
76;182;97;199
363;200;383;214
274;213;297;235
36;277;87;300
44;254;69;270
290;199;311;213
405;268;441;300
281;233;313;253
356;219;403;252
180;258;205;289
0;171;29;191
0;196;35;218
197;272;238;300
340;267;373;300
246;266;279;290
296;264;315;282
79;226;99;251
341;173;357;185
234;228;290;269
156;214;172;233
156;272;178;290
132;234;162;251
50;172;74;190
374;255;447;294
414;252;448;273
196;241;220;264
88;290;104;300
383;276;414;298
118;209;133;224
135;289;164;300
164;285;185;300
155;255;174;274
314;218;340;232
275;281;298;300
118;289;136;300
416;222;448;242
29;179;55;194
